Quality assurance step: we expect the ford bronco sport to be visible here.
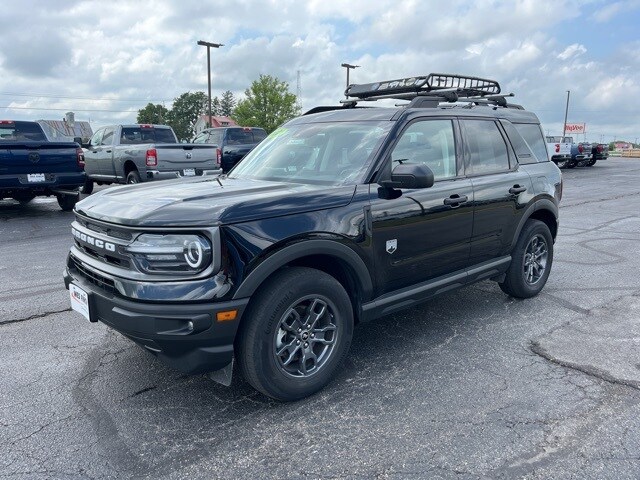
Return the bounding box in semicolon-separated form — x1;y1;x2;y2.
64;74;562;401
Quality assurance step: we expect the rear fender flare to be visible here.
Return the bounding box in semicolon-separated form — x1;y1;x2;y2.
510;199;558;249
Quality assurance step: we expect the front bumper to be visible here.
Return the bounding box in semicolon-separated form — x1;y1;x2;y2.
146;168;222;181
63;265;248;374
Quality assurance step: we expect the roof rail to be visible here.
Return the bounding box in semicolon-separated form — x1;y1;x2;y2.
344;73;509;105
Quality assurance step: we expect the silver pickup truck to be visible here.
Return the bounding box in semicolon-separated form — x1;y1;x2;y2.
82;124;220;193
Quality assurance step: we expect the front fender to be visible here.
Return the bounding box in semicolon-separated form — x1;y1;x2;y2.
232;239;373;300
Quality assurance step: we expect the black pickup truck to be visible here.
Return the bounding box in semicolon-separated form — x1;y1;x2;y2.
64;74;561;401
0;120;85;210
193;126;267;173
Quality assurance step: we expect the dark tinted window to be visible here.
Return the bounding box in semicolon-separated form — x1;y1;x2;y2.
462;120;510;175
120;127;177;144
225;129;254;144
193;132;208;143
253;129;267;142
391;120;457;180
0;121;47;142
500;120;536;165
515;124;549;163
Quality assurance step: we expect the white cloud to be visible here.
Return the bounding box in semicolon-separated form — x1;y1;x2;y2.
558;44;587;60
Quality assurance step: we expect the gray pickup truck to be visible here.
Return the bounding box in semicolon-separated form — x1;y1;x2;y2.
82;124;220;193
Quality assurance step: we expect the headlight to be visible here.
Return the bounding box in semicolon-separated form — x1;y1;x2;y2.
125;234;212;274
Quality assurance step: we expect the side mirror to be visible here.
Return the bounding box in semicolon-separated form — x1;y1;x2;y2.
380;163;435;190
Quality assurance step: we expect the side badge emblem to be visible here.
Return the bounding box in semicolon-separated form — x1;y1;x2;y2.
386;239;397;254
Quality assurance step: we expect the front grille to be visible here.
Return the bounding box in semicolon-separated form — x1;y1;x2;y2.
76;215;133;241
74;242;131;268
69;255;116;295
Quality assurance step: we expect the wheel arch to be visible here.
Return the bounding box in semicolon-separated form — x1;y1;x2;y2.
511;199;558;249
232;240;373;323
123;159;138;176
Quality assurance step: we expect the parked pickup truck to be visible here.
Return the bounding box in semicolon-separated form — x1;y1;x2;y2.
193;126;267;173
590;143;609;164
545;136;572;168
0;120;85;210
82;124;220;193
569;139;594;167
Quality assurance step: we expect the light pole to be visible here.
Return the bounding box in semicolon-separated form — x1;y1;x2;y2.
341;63;360;97
197;40;224;127
562;90;570;141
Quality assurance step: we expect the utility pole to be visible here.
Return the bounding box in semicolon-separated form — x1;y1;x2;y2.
197;40;224;127
562;90;570;141
341;63;360;98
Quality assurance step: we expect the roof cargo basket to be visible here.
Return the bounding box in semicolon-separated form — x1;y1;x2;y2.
345;73;503;103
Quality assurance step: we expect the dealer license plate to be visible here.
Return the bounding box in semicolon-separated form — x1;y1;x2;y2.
69;284;91;322
27;173;46;182
183;168;196;176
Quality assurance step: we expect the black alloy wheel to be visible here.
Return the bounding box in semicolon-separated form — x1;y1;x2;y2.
236;267;353;401
499;219;553;299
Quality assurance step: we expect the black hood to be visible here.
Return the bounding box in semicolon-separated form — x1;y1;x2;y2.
75;176;356;227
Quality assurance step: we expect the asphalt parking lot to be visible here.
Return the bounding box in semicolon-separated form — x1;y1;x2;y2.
2;157;640;479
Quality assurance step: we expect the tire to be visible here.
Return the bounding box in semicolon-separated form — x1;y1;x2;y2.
585;159;597;167
56;193;77;212
81;178;94;194
566;161;576;168
556;159;570;169
499;219;553;299
126;170;141;184
236;267;354;401
14;192;36;204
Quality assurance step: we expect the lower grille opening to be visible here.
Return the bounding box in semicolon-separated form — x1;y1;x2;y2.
70;256;116;295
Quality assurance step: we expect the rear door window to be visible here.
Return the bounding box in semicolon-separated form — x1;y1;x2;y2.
461;120;510;175
500;121;537;165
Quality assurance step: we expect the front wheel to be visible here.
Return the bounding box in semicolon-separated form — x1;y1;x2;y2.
236;267;354;401
500;219;553;299
126;170;141;184
56;193;78;212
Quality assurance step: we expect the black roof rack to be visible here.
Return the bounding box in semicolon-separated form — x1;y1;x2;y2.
344;73;512;106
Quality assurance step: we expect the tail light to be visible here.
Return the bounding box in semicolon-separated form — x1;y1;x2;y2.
216;148;222;167
76;147;85;168
578;144;584;153
146;148;158;167
555;144;560;153
597;144;603;153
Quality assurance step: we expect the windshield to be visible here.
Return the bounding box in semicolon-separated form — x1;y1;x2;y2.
229;121;391;185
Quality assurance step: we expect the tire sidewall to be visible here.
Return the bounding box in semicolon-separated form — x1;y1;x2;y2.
126;171;141;184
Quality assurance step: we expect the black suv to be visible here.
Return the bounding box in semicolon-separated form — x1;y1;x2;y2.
193;126;267;173
64;74;561;401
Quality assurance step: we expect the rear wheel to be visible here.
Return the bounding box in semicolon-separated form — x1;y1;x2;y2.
556;159;571;169
81;178;94;194
56;193;78;212
585;159;597;167
236;267;354;401
500;219;553;299
126;170;141;184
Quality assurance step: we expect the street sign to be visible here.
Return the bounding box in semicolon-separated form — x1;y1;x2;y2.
564;123;586;134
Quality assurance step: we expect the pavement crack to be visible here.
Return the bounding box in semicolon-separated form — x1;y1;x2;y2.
0;307;72;326
530;340;640;390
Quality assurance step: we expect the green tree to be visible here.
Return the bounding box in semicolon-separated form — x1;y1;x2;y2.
220;90;236;117
166;91;207;141
232;75;300;133
136;103;169;124
211;96;222;118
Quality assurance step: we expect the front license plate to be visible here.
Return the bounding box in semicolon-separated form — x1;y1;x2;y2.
69;284;91;322
183;168;196;176
27;173;46;182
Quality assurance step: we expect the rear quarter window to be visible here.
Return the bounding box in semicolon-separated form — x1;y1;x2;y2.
514;123;549;163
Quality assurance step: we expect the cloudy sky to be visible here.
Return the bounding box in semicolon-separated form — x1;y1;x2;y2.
1;0;639;142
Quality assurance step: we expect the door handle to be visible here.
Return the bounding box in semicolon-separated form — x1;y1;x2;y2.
105;150;112;153
443;194;468;206
509;185;527;194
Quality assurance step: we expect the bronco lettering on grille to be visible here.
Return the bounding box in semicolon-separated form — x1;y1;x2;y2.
72;227;116;252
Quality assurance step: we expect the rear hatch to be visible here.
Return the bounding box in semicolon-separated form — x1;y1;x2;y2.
0;121;81;175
